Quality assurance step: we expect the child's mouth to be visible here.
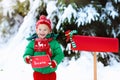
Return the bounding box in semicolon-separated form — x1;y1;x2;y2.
40;34;45;37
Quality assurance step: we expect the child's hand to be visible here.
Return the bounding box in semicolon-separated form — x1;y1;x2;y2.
49;60;57;68
25;56;32;64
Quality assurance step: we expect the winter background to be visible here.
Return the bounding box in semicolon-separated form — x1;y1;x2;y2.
0;0;120;80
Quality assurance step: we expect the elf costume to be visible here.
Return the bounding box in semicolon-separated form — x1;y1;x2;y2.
23;15;64;80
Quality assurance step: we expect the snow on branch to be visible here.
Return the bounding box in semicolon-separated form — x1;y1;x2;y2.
114;0;120;3
1;0;17;18
105;2;119;19
61;4;77;23
56;4;77;30
76;4;99;26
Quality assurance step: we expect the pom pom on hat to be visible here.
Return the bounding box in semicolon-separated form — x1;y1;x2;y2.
36;15;51;30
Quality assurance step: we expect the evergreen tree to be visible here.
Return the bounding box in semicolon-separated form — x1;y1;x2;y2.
50;0;120;65
0;0;120;66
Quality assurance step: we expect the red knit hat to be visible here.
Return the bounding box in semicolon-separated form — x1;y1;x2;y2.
36;15;51;30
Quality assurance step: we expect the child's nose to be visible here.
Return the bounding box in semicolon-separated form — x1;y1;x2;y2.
41;30;44;33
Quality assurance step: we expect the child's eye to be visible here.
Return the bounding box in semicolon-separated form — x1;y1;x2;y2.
44;29;47;31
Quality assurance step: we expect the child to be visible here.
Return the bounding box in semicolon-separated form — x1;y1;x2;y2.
23;15;64;80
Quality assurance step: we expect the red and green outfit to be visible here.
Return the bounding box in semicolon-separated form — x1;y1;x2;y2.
23;33;64;80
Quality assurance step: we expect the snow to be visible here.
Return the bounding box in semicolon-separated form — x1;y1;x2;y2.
114;0;120;3
61;4;77;23
1;0;17;18
76;4;99;26
19;0;25;3
100;2;119;25
1;44;120;80
0;0;120;80
105;2;119;19
46;1;58;18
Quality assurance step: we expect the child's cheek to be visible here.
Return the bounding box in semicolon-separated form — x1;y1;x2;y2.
36;29;39;35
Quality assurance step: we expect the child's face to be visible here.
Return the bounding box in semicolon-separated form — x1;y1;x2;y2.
36;24;51;39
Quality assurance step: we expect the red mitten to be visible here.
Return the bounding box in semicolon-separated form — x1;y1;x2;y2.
25;56;32;64
50;60;57;68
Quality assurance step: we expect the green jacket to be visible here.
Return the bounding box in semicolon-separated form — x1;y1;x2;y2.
23;34;64;74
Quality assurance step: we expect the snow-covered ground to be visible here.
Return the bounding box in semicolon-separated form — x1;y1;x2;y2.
0;40;120;80
0;0;120;80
